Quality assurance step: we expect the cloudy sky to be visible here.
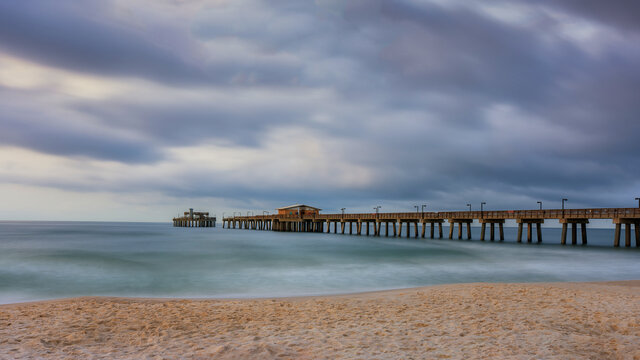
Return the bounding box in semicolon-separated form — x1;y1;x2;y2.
1;0;639;221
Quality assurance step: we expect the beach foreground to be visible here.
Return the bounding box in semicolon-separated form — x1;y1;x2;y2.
1;282;639;359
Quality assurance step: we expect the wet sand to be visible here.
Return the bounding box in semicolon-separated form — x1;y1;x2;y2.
1;281;639;359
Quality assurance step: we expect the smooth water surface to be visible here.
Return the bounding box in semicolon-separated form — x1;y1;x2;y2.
0;221;639;304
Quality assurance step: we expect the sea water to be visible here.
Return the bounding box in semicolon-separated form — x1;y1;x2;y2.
0;221;639;304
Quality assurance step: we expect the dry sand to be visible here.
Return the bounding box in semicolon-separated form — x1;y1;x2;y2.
1;281;639;359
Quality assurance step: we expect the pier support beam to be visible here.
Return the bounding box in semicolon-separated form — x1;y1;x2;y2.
448;219;473;240
626;224;631;247
419;220;443;239
613;218;640;247
516;219;543;243
559;219;588;245
479;219;504;241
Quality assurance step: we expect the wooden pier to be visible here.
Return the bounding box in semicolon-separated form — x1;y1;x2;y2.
173;208;216;228
222;207;640;247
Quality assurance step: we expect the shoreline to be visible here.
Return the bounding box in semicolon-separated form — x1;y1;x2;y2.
2;279;640;307
2;280;639;359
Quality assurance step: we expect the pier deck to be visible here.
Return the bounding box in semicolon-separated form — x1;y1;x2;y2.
222;208;640;247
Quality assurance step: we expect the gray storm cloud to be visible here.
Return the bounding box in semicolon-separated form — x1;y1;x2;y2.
0;0;638;218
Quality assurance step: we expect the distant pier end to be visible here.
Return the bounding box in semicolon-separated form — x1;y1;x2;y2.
173;208;216;228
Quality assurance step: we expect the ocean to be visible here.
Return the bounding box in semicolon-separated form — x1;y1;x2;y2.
0;221;638;304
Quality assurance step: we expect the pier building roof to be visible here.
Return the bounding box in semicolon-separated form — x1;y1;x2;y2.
277;204;322;211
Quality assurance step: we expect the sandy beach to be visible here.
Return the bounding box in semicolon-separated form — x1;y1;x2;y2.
1;281;639;359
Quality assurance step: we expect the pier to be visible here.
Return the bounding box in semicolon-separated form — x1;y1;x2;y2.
173;208;216;228
223;206;640;247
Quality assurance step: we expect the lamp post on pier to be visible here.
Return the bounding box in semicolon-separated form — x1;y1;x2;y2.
374;206;381;219
422;204;427;219
562;198;568;217
341;208;345;219
636;197;640;208
467;204;471;212
480;202;486;218
537;201;542;210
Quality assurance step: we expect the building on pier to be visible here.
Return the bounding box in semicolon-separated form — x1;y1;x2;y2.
184;209;210;219
277;204;321;216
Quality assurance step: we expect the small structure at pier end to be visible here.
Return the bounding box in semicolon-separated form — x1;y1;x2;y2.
173;208;216;228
